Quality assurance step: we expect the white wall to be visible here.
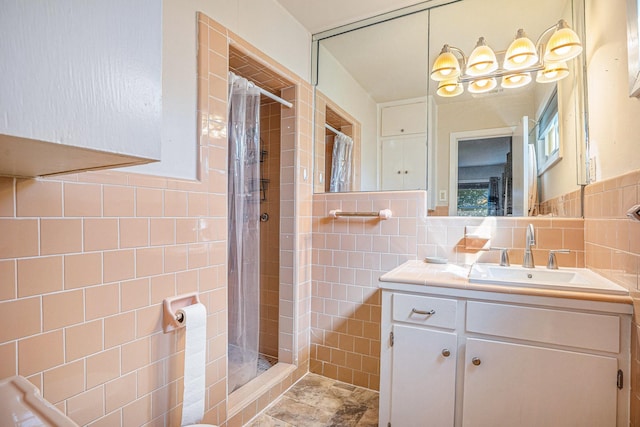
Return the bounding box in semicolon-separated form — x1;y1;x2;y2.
128;0;311;179
586;0;640;181
317;45;378;190
0;0;162;160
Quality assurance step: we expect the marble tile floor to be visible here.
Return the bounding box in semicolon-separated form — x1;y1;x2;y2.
246;373;379;427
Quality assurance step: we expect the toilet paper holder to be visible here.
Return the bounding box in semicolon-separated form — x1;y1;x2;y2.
163;292;201;333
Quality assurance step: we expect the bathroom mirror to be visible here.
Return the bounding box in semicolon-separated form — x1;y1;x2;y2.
312;0;588;217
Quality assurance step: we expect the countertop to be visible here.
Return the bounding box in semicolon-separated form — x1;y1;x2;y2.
379;260;633;306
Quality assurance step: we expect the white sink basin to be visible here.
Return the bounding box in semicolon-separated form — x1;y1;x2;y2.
468;263;629;295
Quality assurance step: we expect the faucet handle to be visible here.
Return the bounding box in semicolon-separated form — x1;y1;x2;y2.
489;247;510;267
547;249;570;269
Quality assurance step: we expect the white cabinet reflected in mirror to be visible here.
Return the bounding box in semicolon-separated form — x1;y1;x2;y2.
312;0;588;218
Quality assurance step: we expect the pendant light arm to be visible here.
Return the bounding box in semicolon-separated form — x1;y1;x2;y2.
447;45;467;68
534;22;561;51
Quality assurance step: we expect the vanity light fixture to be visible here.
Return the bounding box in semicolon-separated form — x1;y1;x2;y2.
437;78;464;97
544;19;583;62
430;18;583;97
468;77;497;93
504;29;538;70
501;72;532;89
536;61;569;83
430;45;462;81
466;37;498;76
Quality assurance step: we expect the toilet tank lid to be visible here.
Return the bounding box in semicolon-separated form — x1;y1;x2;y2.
0;375;79;427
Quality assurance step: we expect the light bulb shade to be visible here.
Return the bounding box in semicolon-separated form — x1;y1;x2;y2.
544;20;582;62
437;79;464;97
466;37;498;76
468;77;497;94
536;61;570;83
504;29;539;70
501;72;532;89
431;45;461;81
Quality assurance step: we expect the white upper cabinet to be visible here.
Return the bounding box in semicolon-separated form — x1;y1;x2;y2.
380;101;427;137
0;0;162;177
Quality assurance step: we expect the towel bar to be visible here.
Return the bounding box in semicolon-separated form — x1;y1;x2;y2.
328;209;392;219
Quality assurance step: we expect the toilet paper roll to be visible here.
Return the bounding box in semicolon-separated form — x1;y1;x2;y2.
179;303;207;426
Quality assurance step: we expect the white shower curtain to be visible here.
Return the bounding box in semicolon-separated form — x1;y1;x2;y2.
329;133;354;192
227;73;260;392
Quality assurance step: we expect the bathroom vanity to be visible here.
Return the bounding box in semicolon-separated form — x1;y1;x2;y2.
378;261;632;427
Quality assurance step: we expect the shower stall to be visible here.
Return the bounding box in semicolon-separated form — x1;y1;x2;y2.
227;68;289;392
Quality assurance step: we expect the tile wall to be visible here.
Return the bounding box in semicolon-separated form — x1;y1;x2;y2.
311;190;585;391
539;188;583;217
310;191;427;390
583;170;640;426
0;13;314;427
258;101;281;359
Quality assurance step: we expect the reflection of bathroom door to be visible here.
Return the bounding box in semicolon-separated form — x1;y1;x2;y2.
448;127;513;216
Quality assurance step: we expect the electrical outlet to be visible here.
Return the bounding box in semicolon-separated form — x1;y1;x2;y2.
439;190;447;202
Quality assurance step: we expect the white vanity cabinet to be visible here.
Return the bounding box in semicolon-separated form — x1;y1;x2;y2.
379;288;631;427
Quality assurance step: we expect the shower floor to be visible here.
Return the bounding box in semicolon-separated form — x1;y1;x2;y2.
229;346;279;392
257;353;278;375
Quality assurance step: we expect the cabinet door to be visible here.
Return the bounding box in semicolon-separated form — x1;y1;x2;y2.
381;139;405;190
381;137;427;190
381;102;427;136
390;324;457;426
462;338;618;427
402;137;427;189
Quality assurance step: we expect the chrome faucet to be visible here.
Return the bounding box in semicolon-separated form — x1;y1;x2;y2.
522;224;536;268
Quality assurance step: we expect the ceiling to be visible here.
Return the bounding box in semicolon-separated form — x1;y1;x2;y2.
274;0;428;34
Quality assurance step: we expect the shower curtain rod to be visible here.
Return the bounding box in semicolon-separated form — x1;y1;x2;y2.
250;82;293;108
325;123;344;136
229;71;293;108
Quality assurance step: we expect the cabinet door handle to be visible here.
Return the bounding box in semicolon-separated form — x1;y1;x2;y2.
411;308;435;316
442;349;451;357
404;170;408;174
472;357;481;366
397;170;401;174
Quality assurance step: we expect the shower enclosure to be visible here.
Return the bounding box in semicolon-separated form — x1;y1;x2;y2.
227;74;261;392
